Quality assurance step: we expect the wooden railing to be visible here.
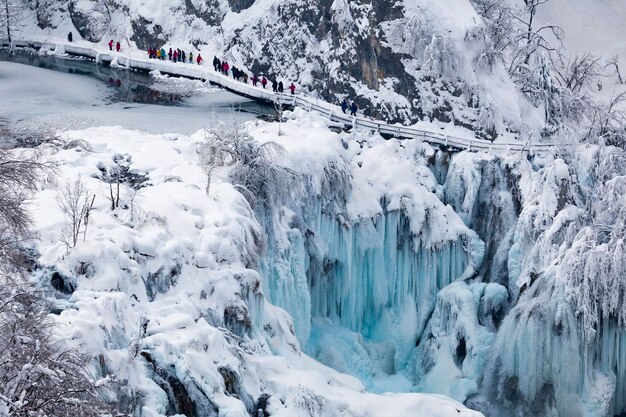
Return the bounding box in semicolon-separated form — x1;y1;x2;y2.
9;37;559;153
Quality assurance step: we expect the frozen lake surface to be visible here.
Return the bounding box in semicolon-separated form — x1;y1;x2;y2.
0;52;262;135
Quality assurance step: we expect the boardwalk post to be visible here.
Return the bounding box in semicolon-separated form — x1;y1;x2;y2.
444;136;448;147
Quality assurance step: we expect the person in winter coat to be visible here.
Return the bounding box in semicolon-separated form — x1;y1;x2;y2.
173;50;178;62
189;52;193;64
350;102;357;116
233;67;239;80
223;62;229;75
252;74;258;87
181;51;186;63
108;40;114;50
272;79;278;92
278;81;284;93
243;72;248;83
197;54;203;65
160;48;166;60
116;41;121;52
67;32;73;42
341;99;348;114
177;49;182;62
212;56;218;71
168;48;172;60
289;82;296;95
261;76;268;89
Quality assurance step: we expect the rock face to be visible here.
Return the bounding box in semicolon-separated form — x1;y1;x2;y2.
34;0;532;139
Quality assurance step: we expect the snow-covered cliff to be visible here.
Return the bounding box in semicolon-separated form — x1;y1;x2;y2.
22;0;541;140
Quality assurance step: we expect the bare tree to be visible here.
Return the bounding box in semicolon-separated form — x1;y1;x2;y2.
57;178;96;250
97;154;148;211
584;92;626;147
0;148;50;273
197;121;298;208
606;55;624;85
554;53;602;93
197;126;236;196
0;278;119;416
0;0;26;46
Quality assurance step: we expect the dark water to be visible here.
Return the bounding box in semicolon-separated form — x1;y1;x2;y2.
0;48;274;117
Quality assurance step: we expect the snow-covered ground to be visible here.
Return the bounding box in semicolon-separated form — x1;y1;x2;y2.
25;105;486;416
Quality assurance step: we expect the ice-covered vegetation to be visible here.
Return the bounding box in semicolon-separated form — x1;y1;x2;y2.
4;0;626;416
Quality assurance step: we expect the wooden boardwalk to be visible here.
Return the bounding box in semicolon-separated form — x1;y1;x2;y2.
9;38;557;153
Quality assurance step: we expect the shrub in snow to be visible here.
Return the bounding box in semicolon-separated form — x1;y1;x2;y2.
56;177;96;250
199;121;299;209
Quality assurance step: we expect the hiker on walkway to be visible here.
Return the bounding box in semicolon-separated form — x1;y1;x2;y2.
67;32;73;42
289;82;296;95
116;41;121;52
189;52;193;64
272;79;278;92
222;61;229;75
168;48;172;60
278;81;284;93
350;102;357;116
177;49;182;62
341;99;348;113
197;54;203;65
108;40;113;50
232;67;239;80
160;48;166;60
181;51;186;63
261;76;268;89
212;56;218;71
243;72;248;83
252;74;258;87
173;50;178;62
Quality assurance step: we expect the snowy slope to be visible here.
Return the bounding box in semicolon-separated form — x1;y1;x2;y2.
24;109;485;416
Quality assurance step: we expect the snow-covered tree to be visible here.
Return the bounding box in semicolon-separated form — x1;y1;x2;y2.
0;278;119;417
198;121;297;208
0;148;49;274
0;0;26;45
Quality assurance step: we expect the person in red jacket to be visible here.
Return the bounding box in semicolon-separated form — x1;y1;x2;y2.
289;82;296;95
173;50;178;62
116;41;121;52
197;54;203;65
108;40;113;50
261;76;267;89
223;61;229;75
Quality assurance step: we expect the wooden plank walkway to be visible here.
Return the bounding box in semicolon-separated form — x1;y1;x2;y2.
9;38;557;153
